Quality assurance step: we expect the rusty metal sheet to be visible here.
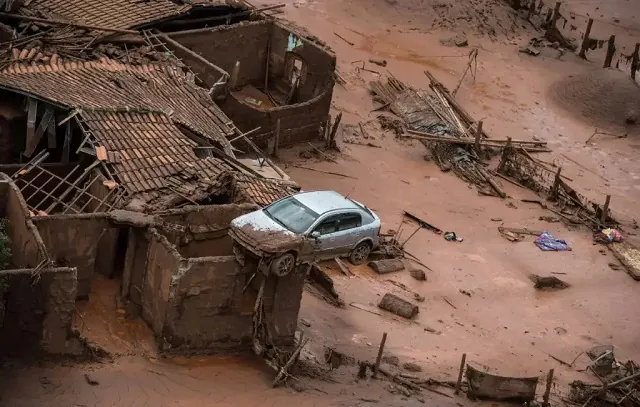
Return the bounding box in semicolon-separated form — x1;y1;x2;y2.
466;364;538;402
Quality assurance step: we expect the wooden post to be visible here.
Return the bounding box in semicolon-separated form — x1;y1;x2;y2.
551;167;562;198
545;8;553;25
455;353;467;395
600;195;611;225
542;369;554;407
551;2;561;27
578;18;594;59
373;332;387;378
603;35;616;68
474;121;483;155
537;0;544;14
264;37;271;92
631;43;640;80
527;0;536;20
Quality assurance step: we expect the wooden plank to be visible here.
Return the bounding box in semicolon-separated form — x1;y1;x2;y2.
23;99;38;158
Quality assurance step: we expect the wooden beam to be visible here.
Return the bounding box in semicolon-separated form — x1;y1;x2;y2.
23;98;37;158
62;122;72;164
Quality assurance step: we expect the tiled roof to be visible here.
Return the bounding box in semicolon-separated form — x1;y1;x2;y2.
80;110;233;208
0;58;234;148
231;173;299;207
21;0;190;30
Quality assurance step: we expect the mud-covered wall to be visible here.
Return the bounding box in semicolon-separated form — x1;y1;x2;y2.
169;21;271;89
159;203;257;258
33;214;110;299
169;21;335;148
0;267;77;358
88;170;119;278
162;256;253;351
0;177;47;268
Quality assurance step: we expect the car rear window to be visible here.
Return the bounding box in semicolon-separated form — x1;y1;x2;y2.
264;197;319;234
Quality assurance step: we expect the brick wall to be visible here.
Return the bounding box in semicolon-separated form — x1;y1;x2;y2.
33;214;110;299
169;20;336;148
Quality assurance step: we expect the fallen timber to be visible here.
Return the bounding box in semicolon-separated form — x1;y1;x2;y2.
403;130;551;152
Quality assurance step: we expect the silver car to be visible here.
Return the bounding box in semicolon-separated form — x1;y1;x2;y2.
229;190;381;277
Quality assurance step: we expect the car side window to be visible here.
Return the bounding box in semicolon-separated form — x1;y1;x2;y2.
313;215;340;236
338;213;362;231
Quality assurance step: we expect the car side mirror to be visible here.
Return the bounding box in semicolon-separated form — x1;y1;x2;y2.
310;231;320;240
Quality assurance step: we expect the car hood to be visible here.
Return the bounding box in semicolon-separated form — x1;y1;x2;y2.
230;210;304;254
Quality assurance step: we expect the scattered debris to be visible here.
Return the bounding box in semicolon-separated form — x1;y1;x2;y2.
403;362;423;372
529;274;570;291
410;268;427;281
459;289;472;297
586;345;615;376
441;36;468;47
369;58;387;67
609;242;640;280
378;293;419;319
84;373;99;386
444;231;463;242
569;356;640;407
466;364;538;402
334;257;355;277
306;263;345;307
593;228;624;244
334;32;355;46
535;232;571;252
403;211;442;234
519;45;541;56
442;296;457;309
539;216;560;223
369;259;405;274
325;347;356;369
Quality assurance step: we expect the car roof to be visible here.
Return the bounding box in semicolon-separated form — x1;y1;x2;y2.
291;190;360;215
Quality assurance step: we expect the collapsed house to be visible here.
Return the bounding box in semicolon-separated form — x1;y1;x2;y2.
0;0;333;358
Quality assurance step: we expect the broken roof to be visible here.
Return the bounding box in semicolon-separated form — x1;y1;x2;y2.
231;173;299;207
19;0;190;30
0;58;235;150
80;109;233;208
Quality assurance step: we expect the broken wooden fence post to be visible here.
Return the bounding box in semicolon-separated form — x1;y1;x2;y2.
273;118;281;157
603;35;616;68
455;353;467;395
551;167;562;198
631;43;640;80
600;194;611;225
551;2;561;27
578;18;594;59
474;121;483;155
272;337;309;387
542;368;554;407
328;112;342;149
373;332;388;378
527;0;535;20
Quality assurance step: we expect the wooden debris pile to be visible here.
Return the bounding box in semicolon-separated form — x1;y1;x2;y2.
497;146;618;228
369;71;550;198
569;360;640;407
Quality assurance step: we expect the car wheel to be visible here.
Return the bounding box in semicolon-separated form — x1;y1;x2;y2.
271;252;296;277
349;242;371;265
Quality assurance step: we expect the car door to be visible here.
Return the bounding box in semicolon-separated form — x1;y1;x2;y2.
332;212;363;255
304;214;341;261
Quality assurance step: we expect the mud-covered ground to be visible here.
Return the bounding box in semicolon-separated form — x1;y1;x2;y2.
3;0;640;406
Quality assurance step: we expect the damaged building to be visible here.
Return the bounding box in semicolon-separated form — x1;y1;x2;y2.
0;0;334;359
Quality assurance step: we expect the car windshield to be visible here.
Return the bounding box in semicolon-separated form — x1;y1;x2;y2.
264;197;319;234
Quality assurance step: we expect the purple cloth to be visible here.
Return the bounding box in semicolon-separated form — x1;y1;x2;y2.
535;231;571;251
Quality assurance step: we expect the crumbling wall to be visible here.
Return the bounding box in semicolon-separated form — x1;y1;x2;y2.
162;256;252;351
0;267;78;358
169;21;270;88
0;176;47;268
159;203;257;258
169;21;335;148
33;214;111;299
89;170;119;278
